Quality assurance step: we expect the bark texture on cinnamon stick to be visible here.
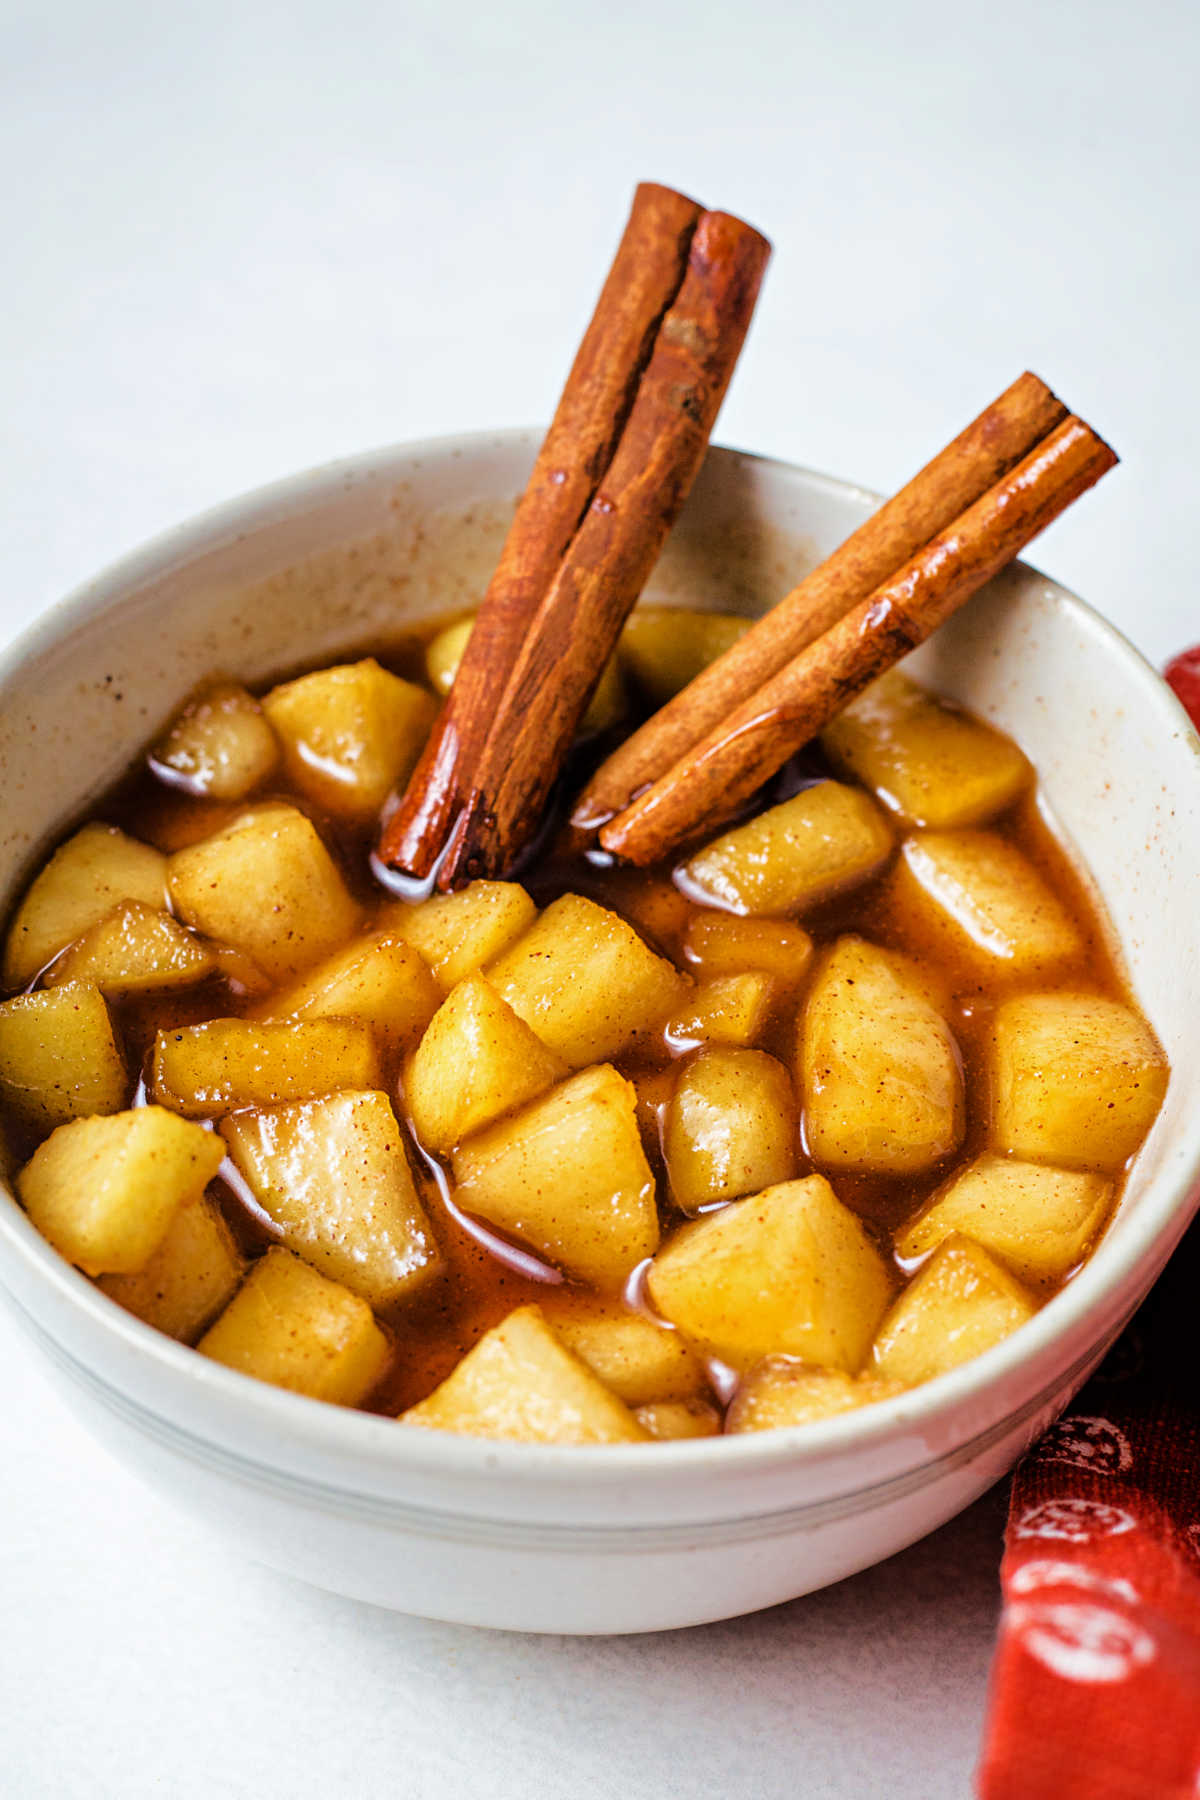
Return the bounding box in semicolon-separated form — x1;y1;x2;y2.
378;181;705;881
572;370;1068;832
599;415;1117;866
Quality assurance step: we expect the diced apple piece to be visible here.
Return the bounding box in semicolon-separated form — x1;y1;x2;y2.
664;1047;797;1213
635;1400;721;1439
898;1154;1113;1284
198;1246;390;1405
540;1294;706;1404
682;781;893;916
727;1359;903;1433
0;984;127;1131
633;1065;676;1161
451;1064;659;1289
665;973;775;1050
987;992;1168;1171
618;605;750;704
427;614;627;732
262;658;437;822
682;913;814;988
401;1304;647;1443
487;893;688;1067
381;880;536;994
799;936;964;1174
406;974;566;1154
425;616;474;694
18;1104;223;1275
3;823;167;988
148;681;280;801
151;1018;380;1118
821;671;1032;828
168;804;361;982
255;931;440;1052
44;901;216;997
604;875;693;961
220;1091;440;1309
890;830;1084;981
647;1174;893;1372
872;1236;1036;1384
99;1190;245;1340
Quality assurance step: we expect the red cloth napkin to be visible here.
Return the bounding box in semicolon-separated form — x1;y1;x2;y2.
977;650;1200;1799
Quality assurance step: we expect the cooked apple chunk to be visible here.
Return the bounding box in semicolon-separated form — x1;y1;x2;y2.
871;1235;1036;1385
428;614;627;732
255;930;440;1052
987;992;1168;1171
262;658;437;822
682;781;893;916
647;1174;893;1372
3;823;167;988
18;1105;223;1275
44;900;216;997
540;1293;706;1405
406;974;566;1154
898;1153;1113;1283
665;972;775;1050
148;680;280;801
487;893;687;1067
799;936;964;1175
664;1047;797;1213
0;984;127;1130
168;804;361;982
401;1304;647;1443
727;1359;903;1433
618;605;750;704
220;1090;440;1309
451;1064;659;1289
890;830;1084;981
381;880;536;994
635;1399;721;1439
821;671;1032;829
151;1018;380;1118
99;1190;245;1340
198;1246;390;1405
682;913;814;988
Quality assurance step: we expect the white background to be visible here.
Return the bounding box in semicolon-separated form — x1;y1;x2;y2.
1;3;1195;1794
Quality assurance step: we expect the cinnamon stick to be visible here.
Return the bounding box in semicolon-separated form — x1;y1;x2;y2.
599;415;1117;866
378;181;705;880
437;208;772;888
572;371;1068;831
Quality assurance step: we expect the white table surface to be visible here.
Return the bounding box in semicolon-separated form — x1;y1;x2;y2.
1;3;1195;1793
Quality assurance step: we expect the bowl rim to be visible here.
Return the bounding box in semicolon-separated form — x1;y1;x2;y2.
2;426;1199;1499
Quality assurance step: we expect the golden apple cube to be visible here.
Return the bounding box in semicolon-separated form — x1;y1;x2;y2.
405;974;566;1154
872;1235;1036;1385
682;781;893;916
487;892;687;1067
0;984;127;1131
647;1174;893;1372
151;1017;380;1118
18;1104;224;1275
262;658;437;822
727;1359;903;1433
898;1153;1113;1284
148;680;280;801
988;992;1168;1171
220;1090;441;1309
665;972;775;1050
634;1399;721;1439
821;671;1032;828
255;930;441;1053
682;913;814;988
427;614;627;732
198;1246;390;1405
401;1304;647;1443
890;830;1084;981
99;1190;245;1340
540;1293;706;1405
618;605;750;704
44;900;216;998
3;823;167;988
451;1064;659;1289
168;804;361;983
799;936;964;1174
664;1046;797;1213
381;880;537;994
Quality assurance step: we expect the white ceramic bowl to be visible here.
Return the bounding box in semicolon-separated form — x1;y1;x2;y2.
1;433;1198;1635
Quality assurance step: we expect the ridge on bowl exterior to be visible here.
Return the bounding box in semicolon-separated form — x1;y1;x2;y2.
0;432;1197;1635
